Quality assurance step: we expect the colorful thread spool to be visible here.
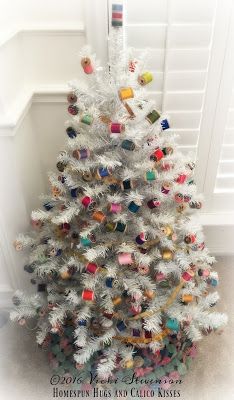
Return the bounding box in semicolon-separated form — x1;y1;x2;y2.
162;249;173;261
121;179;133;190
138;72;153;86
82;171;93;182
119;87;134;101
116;320;127;333
144;289;156;300
146;170;156;181
109;203;122;213
71;188;79;198
67;92;77;104
78;320;87;326
174;193;184;203
176;174;187;184
112;297;122;306
184;194;192;203
73;148;90;160
130;304;142;315
81;114;93;125
109;122;125;134
147;198;161;209
68;105;79;115
56;161;66;172
80;236;92;247
128;201;141;213
66;127;77;138
155;272;166;282
121;139;135;151
161;182;171;195
182;294;193;303
137;264;149;275
105;221;116;232
86;262;99;274
184;234;196;244
166;318;179;332
150;148;164;162
182;270;194;282
97;167;111;178
43;202;54;211
161;118;170;130
115;221;127;232
162;147;173;156
146;110;160;124
81;57;93;74
135;232;147;245
60;223;70;233
106;277;114;288
112;4;123;27
132;329;141;337
189;201;202;209
81;196;94;208
92;211;106;223
82;289;94;301
118;252;134;265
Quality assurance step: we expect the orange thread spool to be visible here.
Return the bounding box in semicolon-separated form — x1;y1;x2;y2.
119;87;134;101
92;211;106;223
182;294;194;303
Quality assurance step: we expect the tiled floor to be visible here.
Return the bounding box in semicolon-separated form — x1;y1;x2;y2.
0;256;233;400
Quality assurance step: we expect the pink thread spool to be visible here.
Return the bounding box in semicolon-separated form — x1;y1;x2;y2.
86;262;99;274
155;272;166;281
118;252;134;265
81;196;93;208
182;270;194;282
130;304;142;315
109;203;122;213
176;174;187;184
81;57;93;74
137;265;149;275
109;122;125;134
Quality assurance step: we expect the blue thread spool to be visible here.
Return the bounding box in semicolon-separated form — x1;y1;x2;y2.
210;278;218;286
116;320;127;332
66;127;77;138
128;201;140;213
97;167;110;178
161;118;170;130
121;140;135;151
43;202;54;211
56;249;62;256
115;222;127;233
70;188;78;198
78;320;87;326
146;170;156;181
166;318;180;332
121;179;133;190
106;277;114;288
80;237;92;247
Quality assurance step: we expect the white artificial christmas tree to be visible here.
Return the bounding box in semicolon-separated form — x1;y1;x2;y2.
11;3;227;390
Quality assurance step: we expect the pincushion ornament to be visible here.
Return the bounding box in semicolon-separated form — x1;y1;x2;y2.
11;3;227;391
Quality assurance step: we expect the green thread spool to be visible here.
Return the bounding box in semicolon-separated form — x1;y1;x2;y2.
81;114;93;125
121;139;135;151
138;71;153;86
146;110;160;124
146;170;156;181
115;222;127;233
105;222;116;232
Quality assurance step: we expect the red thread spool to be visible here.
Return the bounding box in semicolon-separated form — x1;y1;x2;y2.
151;148;164;162
182;270;194;282
81;196;93;208
82;289;94;301
176;174;187;184
86;263;99;274
92;211;106;223
109;122;125;134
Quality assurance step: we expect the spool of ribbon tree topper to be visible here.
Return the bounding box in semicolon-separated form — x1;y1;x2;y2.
92;211;106;223
81;57;93;74
121;139;135;151
66;126;77;138
73;148;90;160
109;122;125;134
86;262;99;274
146;110;160;124
145;170;156;181
109;203;122;213
150;148;164;162
68;105;79;115
147;198;161;209
138;72;153;86
128;201;141;213
119;87;134;101
67;92;77;104
81;114;93;125
121;179;134;190
112;4;123;27
82;289;94;301
118;252;134;265
135;232;148;245
115;221;127;233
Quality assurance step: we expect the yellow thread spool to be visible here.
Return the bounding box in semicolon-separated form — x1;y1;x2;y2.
138;72;153;86
182;294;194;303
144;289;156;300
119;87;134;101
124;360;134;369
162;249;174;261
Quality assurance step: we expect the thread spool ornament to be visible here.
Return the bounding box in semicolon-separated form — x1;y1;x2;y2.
109;203;122;213
67;92;77;104
80;234;96;247
92;211;106;223
161;182;172;195
121;179;134;190
96;167;112;179
66;127;77;138
109;122;125;134
68;105;79;115
145;170;156;181
128;200;141;213
81;57;93;74
82;289;94;301
118;252;134;265
119;87;134;101
146;110;160;124
150;148;164;162
174;193;184;203
121;139;135;151
162;249;174;261
115;221;127;232
73;148;90;160
136;232;148;245
112;3;123;27
81;114;93;125
138;72;153;86
105;221;116;232
137;264;150;275
161;118;170;130
147;198;161;209
86;263;99;274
